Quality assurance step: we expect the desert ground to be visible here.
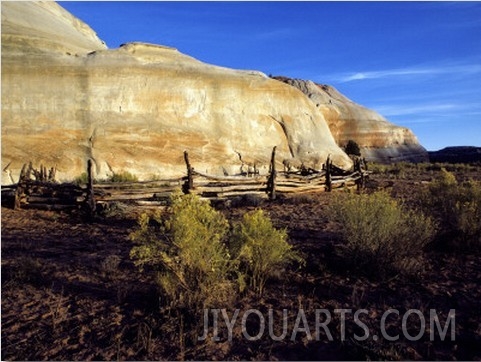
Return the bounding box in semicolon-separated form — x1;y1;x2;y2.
2;163;481;360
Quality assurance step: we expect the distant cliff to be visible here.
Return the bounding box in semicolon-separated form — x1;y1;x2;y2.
272;77;429;163
429;147;481;163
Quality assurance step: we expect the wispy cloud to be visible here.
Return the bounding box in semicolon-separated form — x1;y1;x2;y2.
371;101;481;126
330;63;481;83
372;103;460;117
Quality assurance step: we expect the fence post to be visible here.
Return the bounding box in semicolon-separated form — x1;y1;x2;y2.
267;146;277;200
85;159;96;217
183;151;194;194
14;163;27;209
325;155;332;192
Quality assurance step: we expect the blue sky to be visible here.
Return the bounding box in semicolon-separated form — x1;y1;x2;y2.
59;1;481;151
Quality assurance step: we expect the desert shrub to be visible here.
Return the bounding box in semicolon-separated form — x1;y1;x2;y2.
422;169;481;250
329;192;436;278
345;139;361;157
369;163;389;175
130;192;237;312
108;170;138;183
74;172;89;185
231;209;304;295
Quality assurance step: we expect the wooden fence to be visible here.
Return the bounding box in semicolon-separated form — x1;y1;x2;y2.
2;147;369;213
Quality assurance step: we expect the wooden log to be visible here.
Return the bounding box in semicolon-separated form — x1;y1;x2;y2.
331;176;361;185
85;159;96;217
193;182;266;193
279;172;326;181
95;186;182;195
276;183;326;193
192;170;266;182
276;179;326;187
94;178;184;189
183;151;194;194
134;200;169;207
96;193;158;201
267;146;277;200
325;155;332;192
14;163;28;209
23;203;77;211
26;196;78;205
217;190;267;197
331;171;360;180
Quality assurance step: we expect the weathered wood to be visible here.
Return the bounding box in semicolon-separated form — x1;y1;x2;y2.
134;200;169;207
183;151;194;194
25;196;78;205
95;186;182;195
9;151;369;211
96;192;164;201
331;177;361;185
193;183;266;194
13;163;28;209
23;203;77;211
279;171;326;181
276;178;326;187
193;170;266;182
331;171;360;180
94;178;184;189
267;146;277;200
85;159;96;217
325;155;332;192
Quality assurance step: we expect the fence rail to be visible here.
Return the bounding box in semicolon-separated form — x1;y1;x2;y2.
2;147;369;213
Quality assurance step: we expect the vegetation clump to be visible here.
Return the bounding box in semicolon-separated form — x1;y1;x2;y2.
329;191;436;278
344;139;361;157
231;209;304;296
130;192;236;311
108;170;138;183
422;169;481;250
130;192;302;310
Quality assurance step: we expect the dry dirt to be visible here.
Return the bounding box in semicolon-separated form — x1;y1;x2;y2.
2;168;481;360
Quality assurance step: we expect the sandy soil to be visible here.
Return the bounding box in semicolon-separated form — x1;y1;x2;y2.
2;169;481;360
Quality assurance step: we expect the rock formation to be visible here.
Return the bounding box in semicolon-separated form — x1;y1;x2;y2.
2;1;352;184
272;77;429;163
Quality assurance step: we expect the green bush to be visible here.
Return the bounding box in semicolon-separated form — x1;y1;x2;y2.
329;192;436;278
422;169;481;250
130;192;237;311
108;170;138;183
74;172;89;185
130;193;302;311
231;209;304;296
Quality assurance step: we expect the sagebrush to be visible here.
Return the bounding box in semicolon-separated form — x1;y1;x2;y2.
329;191;436;278
130;192;237;312
231;209;304;296
422;169;481;250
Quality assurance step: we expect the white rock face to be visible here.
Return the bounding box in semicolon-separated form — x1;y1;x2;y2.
274;77;429;163
2;2;353;183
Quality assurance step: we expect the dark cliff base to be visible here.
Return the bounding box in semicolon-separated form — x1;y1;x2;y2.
429;146;481;164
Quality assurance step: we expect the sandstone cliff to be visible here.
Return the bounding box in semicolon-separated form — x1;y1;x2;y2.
2;1;352;184
272;77;429;163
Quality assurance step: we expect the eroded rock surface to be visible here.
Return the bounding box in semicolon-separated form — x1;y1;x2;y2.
273;77;429;163
2;2;352;183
